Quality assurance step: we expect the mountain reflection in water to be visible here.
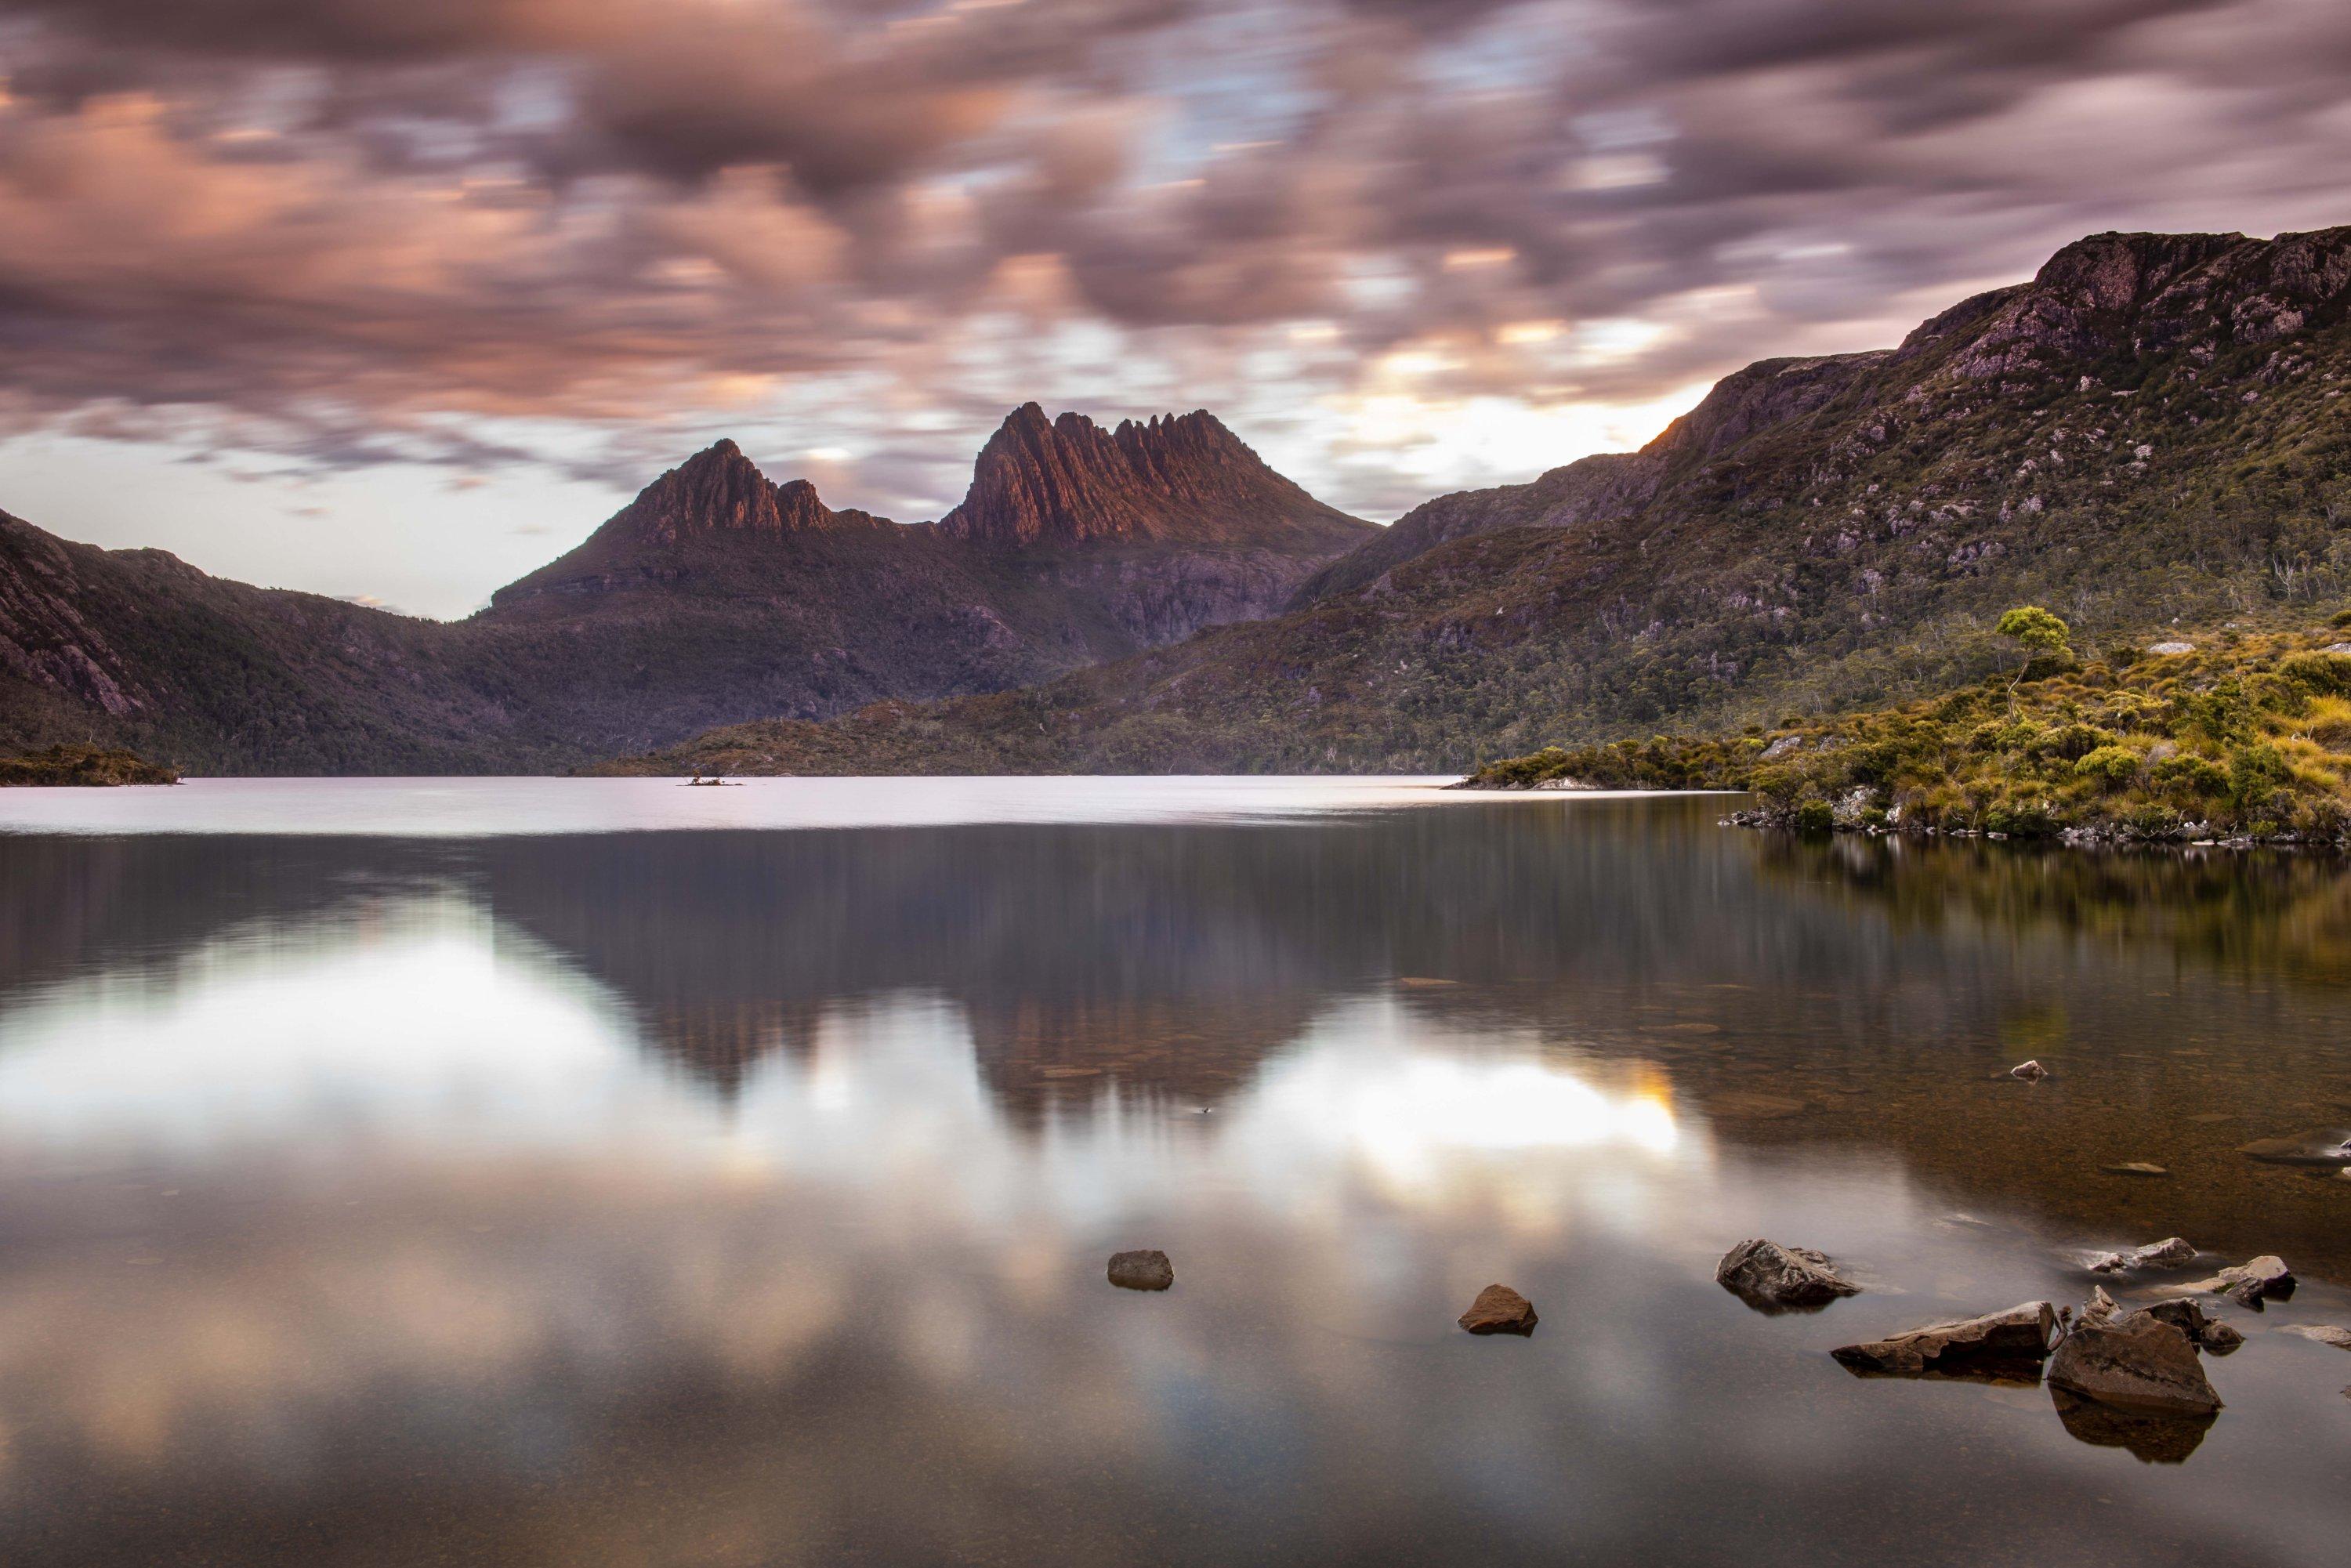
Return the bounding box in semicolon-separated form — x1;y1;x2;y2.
2;791;2349;1566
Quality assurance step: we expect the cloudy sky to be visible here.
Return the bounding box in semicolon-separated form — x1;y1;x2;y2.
2;0;2348;617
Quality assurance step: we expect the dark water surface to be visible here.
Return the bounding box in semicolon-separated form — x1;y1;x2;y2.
2;783;2349;1566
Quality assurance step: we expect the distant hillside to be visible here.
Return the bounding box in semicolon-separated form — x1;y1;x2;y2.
0;407;1371;773
606;226;2351;777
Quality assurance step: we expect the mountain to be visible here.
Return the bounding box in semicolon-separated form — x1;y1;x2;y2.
0;407;1371;773
603;224;2351;777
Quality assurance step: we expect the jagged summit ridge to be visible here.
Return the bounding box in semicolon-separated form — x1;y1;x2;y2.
938;403;1370;549
603;439;847;546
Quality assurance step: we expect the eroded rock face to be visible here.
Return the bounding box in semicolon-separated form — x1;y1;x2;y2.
1107;1250;1174;1291
2047;1311;2222;1414
1716;1239;1862;1311
1458;1284;1538;1336
938;405;1371;554
1831;1301;2058;1375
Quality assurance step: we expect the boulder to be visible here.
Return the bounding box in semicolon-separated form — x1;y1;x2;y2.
1715;1239;1862;1311
2134;1297;2242;1355
1458;1283;1538;1335
1107;1249;1174;1291
1831;1301;2058;1376
2088;1237;2197;1273
2080;1286;2120;1325
2186;1254;2295;1307
2279;1324;2351;1351
2047;1311;2222;1414
2010;1059;2049;1081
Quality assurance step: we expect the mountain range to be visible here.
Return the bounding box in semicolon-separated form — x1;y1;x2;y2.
1;407;1370;773
5;224;2349;777
603;224;2351;777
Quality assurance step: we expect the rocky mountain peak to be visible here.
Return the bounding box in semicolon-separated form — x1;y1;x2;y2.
937;404;1370;550
603;439;835;546
1933;225;2351;381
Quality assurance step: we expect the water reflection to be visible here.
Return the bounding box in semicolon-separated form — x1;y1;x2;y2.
3;795;2351;1566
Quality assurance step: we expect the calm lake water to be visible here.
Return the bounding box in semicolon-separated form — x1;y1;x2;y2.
2;779;2349;1566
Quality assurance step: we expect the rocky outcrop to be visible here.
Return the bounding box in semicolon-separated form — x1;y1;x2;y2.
1107;1250;1174;1291
2047;1311;2222;1414
1831;1301;2058;1375
1715;1238;1861;1310
1458;1284;1538;1335
1936;227;2351;382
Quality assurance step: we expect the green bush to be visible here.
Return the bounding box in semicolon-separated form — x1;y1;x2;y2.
1794;798;1836;835
2074;745;2139;789
2152;753;2230;799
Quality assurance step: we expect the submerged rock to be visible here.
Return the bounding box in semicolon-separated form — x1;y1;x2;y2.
2047;1311;2222;1414
2010;1059;2049;1081
2279;1324;2351;1350
2088;1237;2197;1273
1831;1301;2058;1376
2237;1128;2351;1166
2099;1161;2170;1178
1715;1239;1862;1311
1458;1284;1538;1335
1107;1250;1174;1291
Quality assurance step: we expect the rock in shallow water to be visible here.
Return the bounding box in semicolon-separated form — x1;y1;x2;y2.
2047;1311;2222;1414
2088;1237;2197;1273
2237;1128;2351;1166
2010;1059;2049;1081
2185;1254;2295;1307
1107;1250;1173;1291
1832;1301;2058;1376
2135;1297;2242;1354
2278;1324;2351;1350
1715;1239;1862;1311
1458;1284;1538;1335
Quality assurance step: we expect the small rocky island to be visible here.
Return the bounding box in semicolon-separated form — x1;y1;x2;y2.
0;744;179;787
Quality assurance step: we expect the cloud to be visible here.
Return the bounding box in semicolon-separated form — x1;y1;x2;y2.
0;0;2347;513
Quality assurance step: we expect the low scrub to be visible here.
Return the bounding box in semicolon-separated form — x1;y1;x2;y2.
1460;609;2351;845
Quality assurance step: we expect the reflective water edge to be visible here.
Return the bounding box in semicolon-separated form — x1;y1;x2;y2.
2;784;2349;1566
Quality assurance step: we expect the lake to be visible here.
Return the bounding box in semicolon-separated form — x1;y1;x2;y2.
2;778;2347;1566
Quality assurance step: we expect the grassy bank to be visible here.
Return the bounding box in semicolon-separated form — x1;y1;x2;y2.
1461;610;2351;844
0;744;180;787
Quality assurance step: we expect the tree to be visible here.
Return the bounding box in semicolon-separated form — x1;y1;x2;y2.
1994;606;2071;708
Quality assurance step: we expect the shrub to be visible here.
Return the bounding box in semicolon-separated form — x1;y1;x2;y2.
1794;798;1836;835
2152;753;2229;799
2227;742;2291;810
2074;745;2140;790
